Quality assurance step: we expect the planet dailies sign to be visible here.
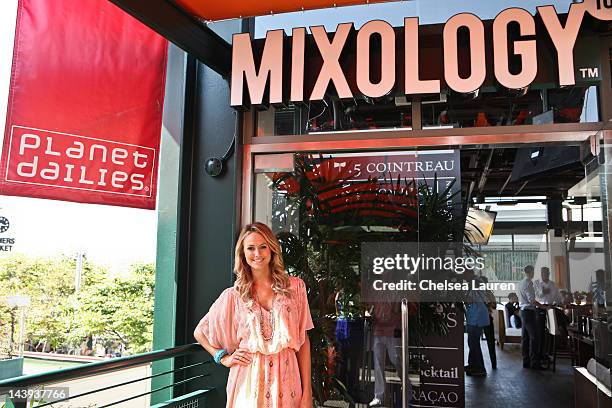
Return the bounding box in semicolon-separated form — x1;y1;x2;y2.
231;0;612;107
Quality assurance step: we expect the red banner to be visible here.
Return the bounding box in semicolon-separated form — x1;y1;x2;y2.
1;0;167;209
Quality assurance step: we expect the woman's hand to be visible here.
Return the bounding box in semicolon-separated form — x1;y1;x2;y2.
220;348;253;367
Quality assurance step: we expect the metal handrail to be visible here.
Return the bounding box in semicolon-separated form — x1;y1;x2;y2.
0;343;205;389
98;373;209;408
34;361;209;408
401;298;410;408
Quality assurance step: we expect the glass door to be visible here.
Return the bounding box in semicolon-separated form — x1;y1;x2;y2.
250;139;612;408
251;150;466;407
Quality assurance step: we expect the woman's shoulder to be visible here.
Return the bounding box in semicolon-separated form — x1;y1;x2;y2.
287;275;308;294
204;287;240;317
216;286;239;303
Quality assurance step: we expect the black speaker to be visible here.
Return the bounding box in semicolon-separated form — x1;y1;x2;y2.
547;198;563;233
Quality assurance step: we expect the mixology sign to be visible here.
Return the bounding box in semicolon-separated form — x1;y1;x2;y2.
231;1;611;106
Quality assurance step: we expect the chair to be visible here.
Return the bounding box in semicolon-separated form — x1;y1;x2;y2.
546;308;573;372
497;308;521;350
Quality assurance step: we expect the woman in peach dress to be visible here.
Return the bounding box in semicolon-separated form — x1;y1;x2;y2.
194;222;314;408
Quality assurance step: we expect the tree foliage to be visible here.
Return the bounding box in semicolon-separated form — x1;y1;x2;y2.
0;254;155;355
73;263;155;354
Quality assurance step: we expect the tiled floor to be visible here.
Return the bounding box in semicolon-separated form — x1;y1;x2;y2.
465;337;574;408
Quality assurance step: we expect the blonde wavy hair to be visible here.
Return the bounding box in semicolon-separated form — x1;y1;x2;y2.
234;222;291;304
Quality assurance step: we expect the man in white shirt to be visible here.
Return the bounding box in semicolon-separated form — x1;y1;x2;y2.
535;267;560;305
518;265;546;369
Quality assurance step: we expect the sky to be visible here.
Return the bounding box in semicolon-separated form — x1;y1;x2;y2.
0;0;158;276
254;0;573;37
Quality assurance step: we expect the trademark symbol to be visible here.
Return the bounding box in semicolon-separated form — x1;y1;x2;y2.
579;67;599;78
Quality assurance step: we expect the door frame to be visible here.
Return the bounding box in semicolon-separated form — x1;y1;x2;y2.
240;115;610;225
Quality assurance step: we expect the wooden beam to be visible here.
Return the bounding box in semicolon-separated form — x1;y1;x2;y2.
108;0;232;77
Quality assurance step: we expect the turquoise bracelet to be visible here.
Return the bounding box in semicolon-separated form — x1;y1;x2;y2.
214;349;228;364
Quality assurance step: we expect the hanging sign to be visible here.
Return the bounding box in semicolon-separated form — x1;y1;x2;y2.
231;1;611;107
412;306;465;408
0;0;167;209
174;0;397;21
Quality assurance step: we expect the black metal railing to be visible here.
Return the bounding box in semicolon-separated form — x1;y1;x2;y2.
0;343;212;408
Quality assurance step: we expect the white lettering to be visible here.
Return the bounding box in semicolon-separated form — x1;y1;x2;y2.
40;162;60;180
98;168;108;186
66;141;84;159
112;171;128;188
90;145;107;162
132;152;148;168
130;173;145;191
64;164;74;182
17;157;37;177
112;148;128;165
373;257;385;274
446;312;458;328
11;129;152;195
45;137;61;156
78;166;94;185
409;256;421;273
19;134;40;155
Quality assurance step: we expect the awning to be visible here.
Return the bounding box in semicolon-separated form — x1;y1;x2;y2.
172;0;395;21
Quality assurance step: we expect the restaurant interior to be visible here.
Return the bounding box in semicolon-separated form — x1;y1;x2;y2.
241;2;612;406
250;83;611;407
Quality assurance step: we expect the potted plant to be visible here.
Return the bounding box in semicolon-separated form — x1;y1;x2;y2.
573;291;586;305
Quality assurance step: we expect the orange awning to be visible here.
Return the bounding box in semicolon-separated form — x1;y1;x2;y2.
173;0;396;21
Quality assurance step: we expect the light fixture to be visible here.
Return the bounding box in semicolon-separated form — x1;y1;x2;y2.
530;148;542;161
205;111;237;177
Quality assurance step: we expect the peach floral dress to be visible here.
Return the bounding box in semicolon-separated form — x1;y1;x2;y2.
196;276;314;408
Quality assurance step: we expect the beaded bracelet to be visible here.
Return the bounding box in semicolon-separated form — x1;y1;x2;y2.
214;349;228;364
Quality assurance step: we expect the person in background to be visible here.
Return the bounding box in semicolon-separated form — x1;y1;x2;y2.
534;266;557;362
559;290;574;306
518;265;547;370
368;301;402;407
535;267;561;305
505;293;522;328
464;268;490;376
480;276;497;370
334;288;364;400
590;269;607;307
